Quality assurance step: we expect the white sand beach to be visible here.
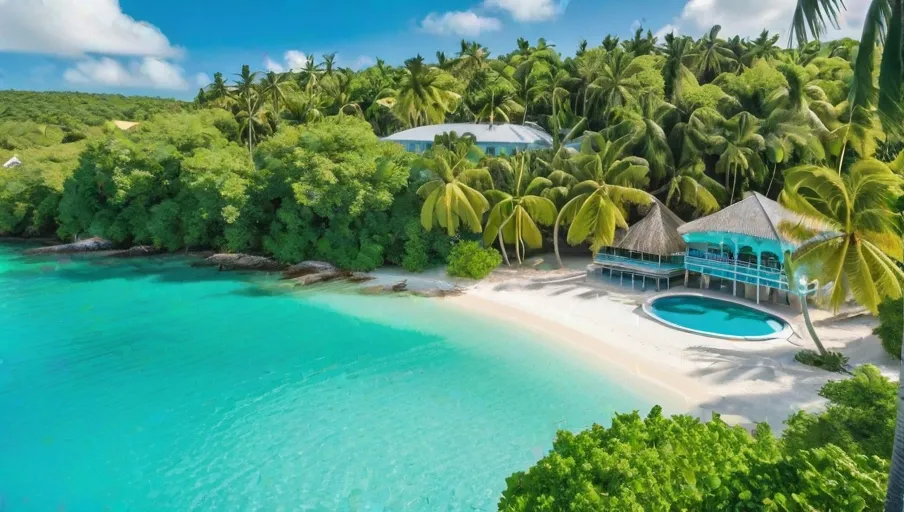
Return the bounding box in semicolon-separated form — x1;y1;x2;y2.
446;263;900;432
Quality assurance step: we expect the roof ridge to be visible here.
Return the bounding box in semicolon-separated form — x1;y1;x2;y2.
751;192;783;241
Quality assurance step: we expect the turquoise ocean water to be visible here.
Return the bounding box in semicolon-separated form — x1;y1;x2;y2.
0;243;651;511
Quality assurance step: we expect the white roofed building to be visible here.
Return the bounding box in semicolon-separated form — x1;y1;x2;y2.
2;156;21;168
381;123;553;156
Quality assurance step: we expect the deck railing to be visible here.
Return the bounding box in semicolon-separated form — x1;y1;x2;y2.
684;255;791;291
594;252;684;269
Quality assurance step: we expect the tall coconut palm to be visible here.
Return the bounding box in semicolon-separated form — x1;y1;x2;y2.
484;154;558;264
382;56;461;128
694;25;736;81
455;40;490;81
586;50;644;118
744;30;781;65
208;72;232;107
261;71;291;117
602;35;620;52
417;144;492;236
621;27;657;56
707;111;768;203
232;65;265;163
298;55;324;92
551;132;653;267
661;33;696;102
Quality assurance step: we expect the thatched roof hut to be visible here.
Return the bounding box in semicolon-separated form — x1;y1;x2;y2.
612;199;686;256
677;192;811;244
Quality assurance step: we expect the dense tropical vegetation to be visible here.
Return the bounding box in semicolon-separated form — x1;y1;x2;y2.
500;365;894;511
1;17;904;509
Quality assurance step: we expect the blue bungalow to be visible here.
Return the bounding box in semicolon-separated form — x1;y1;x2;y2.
381;123;553;155
677;192;820;303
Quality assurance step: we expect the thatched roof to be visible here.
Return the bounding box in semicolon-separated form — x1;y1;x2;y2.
677;192;812;243
612;199;686;256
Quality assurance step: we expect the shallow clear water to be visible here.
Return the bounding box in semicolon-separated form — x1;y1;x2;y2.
0;244;651;511
649;295;787;338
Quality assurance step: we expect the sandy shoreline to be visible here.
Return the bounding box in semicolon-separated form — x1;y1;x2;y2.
445;267;899;432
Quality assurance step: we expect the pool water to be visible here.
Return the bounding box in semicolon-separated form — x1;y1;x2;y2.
0;244;652;511
646;295;789;340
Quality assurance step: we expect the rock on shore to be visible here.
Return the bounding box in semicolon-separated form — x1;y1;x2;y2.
205;253;284;271
23;237;114;255
283;261;338;279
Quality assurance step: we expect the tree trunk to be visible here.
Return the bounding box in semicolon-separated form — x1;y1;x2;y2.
553;209;565;269
885;298;904;512
765;162;778;197
800;293;829;356
514;215;522;265
498;227;510;266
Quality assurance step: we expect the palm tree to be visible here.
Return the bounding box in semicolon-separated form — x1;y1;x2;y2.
611;93;678;185
551;132;653;266
455;40;490;81
322;53;337;77
586;50;645;118
602;35;620;52
417;143;492;236
767;64;830;133
283;90;327;124
706;111;768;203
621;27;657;56
382;56;461;128
261;71;291;117
484;154;558;264
744;30;781;65
661;33;696;102
208;72;232;107
298;55;324;92
694;25;735;81
232;65;266;163
576;39;588;57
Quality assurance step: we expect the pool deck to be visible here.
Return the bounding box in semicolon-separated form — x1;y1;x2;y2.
447;267;897;433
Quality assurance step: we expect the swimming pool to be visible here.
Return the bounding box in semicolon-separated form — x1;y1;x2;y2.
643;294;793;341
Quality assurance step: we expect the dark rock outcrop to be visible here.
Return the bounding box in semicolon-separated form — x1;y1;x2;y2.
412;287;465;298
107;245;164;258
205;253;284;271
292;270;347;286
24;237;114;255
283;261;338;279
347;272;375;283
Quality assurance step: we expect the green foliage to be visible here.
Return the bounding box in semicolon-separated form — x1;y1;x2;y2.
784;365;896;460
446;241;501;279
0;90;188;127
874;298;903;359
795;349;850;372
499;406;887;511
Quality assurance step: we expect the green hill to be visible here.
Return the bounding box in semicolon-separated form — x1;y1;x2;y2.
0;90;190;127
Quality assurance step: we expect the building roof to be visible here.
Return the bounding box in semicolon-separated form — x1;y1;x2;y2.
2;156;21;168
613;199;686;256
677;192;814;243
112;120;140;131
382;123;553;146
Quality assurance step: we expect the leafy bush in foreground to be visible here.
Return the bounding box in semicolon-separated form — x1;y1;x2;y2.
446;241;501;279
874;297;903;359
499;406;887;511
784;365;896;460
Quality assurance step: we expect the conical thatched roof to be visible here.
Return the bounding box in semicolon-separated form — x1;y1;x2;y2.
612;199;686;256
677;192;811;243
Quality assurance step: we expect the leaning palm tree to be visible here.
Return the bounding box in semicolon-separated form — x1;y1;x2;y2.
780;159;904;511
551;132;653;267
484;154;558;265
417;144;492;236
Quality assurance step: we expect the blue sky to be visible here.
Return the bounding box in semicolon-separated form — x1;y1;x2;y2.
0;0;867;100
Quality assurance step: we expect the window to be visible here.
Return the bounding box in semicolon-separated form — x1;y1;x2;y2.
486;146;496;156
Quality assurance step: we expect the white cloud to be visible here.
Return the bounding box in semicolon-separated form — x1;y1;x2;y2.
483;0;568;22
659;0;869;42
194;72;210;88
264;56;284;73
264;50;307;73
352;56;375;70
64;57;188;90
421;11;502;37
0;0;180;57
285;50;307;71
655;24;680;40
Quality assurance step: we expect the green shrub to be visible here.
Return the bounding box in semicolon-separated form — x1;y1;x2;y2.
498;406;887;511
783;364;896;460
400;221;429;272
874;298;903;359
446;241;502;279
795;349;849;372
